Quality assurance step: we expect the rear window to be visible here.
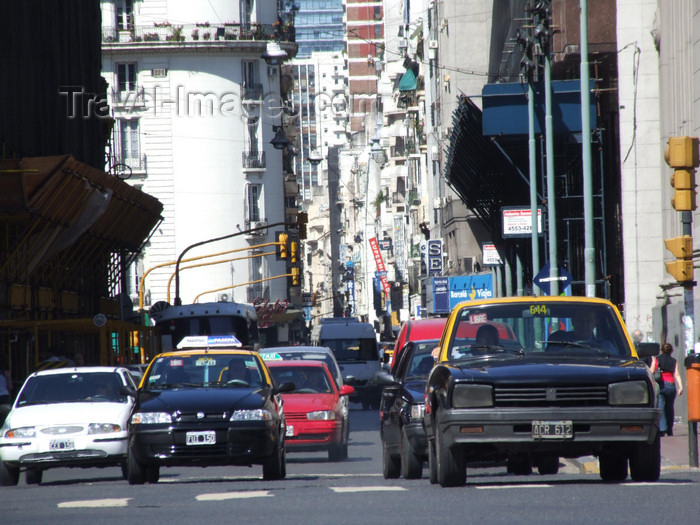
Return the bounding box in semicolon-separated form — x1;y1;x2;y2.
322;338;378;362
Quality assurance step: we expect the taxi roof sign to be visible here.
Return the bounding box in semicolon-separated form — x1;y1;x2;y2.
260;352;283;361
177;335;242;349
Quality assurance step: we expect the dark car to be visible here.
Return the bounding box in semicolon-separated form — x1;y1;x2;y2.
125;337;293;484
425;296;662;487
376;340;439;479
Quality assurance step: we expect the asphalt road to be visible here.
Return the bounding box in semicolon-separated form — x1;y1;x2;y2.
1;406;699;525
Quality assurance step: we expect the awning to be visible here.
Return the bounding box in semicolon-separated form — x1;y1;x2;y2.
399;68;417;91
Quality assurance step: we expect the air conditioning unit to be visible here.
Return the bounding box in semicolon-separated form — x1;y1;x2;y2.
252;220;268;232
152;68;167;78
428;40;438;49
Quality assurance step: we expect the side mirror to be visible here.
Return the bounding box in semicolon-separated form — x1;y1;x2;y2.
119;385;136;398
339;384;355;396
275;381;296;394
343;375;356;386
373;371;398;386
636;342;660;359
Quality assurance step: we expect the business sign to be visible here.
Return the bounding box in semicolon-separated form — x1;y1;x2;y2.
432;277;450;314
533;261;573;295
427;239;444;276
502;206;543;238
378;239;392;251
482;243;503;266
369;237;391;297
448;274;494;310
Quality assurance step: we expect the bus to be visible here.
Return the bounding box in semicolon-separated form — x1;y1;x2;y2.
151;301;260;351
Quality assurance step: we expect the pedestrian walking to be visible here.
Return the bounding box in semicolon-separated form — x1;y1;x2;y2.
0;356;12;406
651;343;684;436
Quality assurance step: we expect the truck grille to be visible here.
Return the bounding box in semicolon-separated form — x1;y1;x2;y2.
494;385;608;407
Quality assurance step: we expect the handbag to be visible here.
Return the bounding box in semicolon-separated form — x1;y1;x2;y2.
651;357;663;386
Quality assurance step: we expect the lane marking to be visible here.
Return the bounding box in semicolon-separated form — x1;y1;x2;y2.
58;498;131;508
330;486;407;493
196;490;272;501
477;484;552;490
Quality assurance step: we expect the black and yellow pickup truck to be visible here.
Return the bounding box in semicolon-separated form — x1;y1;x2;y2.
424;296;661;487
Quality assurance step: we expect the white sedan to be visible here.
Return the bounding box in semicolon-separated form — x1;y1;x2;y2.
0;366;136;485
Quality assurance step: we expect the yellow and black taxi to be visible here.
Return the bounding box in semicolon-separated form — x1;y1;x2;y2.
424;296;662;487
125;335;294;484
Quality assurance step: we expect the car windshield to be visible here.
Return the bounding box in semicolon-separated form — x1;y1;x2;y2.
446;301;630;362
269;365;333;394
16;372;127;406
261;350;341;387
144;353;265;389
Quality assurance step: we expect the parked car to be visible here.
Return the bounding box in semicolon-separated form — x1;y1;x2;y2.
390;317;447;374
0;366;136;486
260;345;354;389
125;335;293;484
376;340;438;479
424;296;662;487
266;360;355;461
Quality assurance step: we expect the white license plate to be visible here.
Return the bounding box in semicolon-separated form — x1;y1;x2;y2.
186;431;216;445
285;425;294;437
49;439;75;451
532;420;573;439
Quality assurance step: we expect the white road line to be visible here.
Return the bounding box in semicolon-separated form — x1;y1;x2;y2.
330;486;407;493
58;498;131;508
196;490;273;501
477;484;552;490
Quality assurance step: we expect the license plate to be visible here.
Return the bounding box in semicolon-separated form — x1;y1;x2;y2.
532;420;573;439
186;431;216;445
49;439;75;451
286;425;294;437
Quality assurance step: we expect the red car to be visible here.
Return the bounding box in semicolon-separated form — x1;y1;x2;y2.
391;317;448;374
266;360;354;461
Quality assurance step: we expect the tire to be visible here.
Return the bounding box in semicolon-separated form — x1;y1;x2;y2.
145;465;160;483
436;423;466;487
599;449;628;482
120;460;128;480
507;454;532;476
400;427;422;479
629;435;661;482
428;439;438;484
0;461;19;486
328;443;343;462
382;438;400;479
262;438;285;480
127;449;146;485
536;455;559;476
25;468;42;485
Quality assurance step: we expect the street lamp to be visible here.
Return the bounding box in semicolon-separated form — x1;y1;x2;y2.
270;125;290;150
308;148;323;166
370;136;386;165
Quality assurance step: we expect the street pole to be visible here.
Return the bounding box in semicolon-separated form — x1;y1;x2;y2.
544;52;558;296
682;209;699;467
580;0;596;297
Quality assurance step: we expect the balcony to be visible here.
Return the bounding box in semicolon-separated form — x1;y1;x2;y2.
242;151;266;170
111;153;147;175
102;21;296;45
242;83;263;102
110;86;146;108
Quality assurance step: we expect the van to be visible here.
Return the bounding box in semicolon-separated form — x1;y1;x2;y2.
310;318;380;410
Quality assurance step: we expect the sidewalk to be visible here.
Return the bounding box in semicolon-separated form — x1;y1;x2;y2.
571;422;700;474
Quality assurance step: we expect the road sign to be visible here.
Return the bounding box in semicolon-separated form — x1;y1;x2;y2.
533;262;573;295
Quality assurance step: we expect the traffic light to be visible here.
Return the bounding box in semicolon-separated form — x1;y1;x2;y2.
665;235;694;283
276;232;289;260
290;239;298;264
297;212;308;240
665;136;699;211
291;267;300;286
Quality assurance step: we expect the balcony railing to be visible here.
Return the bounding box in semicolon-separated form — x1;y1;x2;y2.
110;153;147;173
102;22;295;44
110;86;146;107
242;151;266;169
242;83;263;101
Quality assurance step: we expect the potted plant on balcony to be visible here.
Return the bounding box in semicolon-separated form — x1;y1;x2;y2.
191;29;200;40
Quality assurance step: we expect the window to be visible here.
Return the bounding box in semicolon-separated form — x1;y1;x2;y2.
118;119;140;164
116;63;137;92
247;184;262;223
116;0;134;30
246;116;259;154
242;60;259;90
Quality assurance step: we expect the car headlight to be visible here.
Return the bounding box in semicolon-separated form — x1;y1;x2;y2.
131;412;172;425
452;384;493;408
609;380;649;405
410;403;425;420
230;409;273;421
4;426;36;439
88;423;121;434
307;410;336;420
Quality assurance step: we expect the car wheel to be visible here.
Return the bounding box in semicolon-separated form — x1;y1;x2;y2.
436;423;466;487
0;460;19;486
341;421;349;460
535;455;559;475
25;468;42;485
120;460;128;480
428;439;438;484
382;438;400;479
262;438;285;480
146;465;160;483
629;434;661;482
400;427;422;479
506;454;532;475
599;449;628;482
127;449;146;485
328;443;343;462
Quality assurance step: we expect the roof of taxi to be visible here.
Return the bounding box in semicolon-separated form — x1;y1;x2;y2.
158;348;257;356
450;295;617;309
265;359;327;368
